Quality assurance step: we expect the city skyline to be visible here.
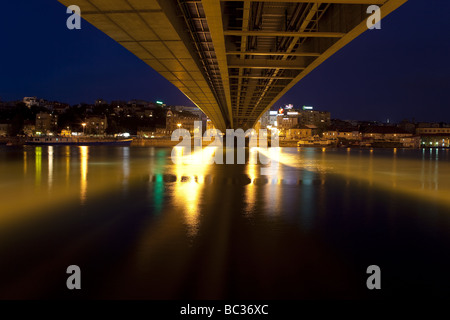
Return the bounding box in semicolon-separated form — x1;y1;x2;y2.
1;94;447;125
1;1;449;123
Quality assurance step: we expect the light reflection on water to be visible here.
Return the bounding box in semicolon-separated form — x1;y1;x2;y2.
4;146;450;216
0;146;450;299
2;146;450;235
80;146;88;205
2;145;450;233
172;147;213;237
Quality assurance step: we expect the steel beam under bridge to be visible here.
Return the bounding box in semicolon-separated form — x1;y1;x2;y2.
59;0;407;131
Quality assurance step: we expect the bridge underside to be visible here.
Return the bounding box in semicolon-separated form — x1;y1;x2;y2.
59;0;407;131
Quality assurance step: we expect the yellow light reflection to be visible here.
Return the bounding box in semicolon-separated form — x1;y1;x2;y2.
256;146;281;178
344;149;352;186
182;176;202;236
35;147;42;187
66;146;71;187
253;147;282;215
434;150;439;190
245;150;258;216
172;146;212;237
368;148;373;186
1;143;139;226
48;146;54;189
392;148;397;188
23;150;27;175
80;146;88;204
262;148;450;208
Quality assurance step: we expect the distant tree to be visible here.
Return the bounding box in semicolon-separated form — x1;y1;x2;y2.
57;109;83;132
152;106;167;126
106;118;120;134
9;114;24;136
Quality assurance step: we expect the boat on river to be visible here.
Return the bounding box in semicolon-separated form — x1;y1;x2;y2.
25;136;133;146
297;135;335;147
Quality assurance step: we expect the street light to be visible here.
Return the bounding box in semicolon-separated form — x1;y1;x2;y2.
82;123;86;135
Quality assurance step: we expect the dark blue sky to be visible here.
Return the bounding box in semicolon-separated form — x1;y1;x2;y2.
1;0;449;122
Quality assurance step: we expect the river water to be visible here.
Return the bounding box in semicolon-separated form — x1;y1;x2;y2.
0;145;449;299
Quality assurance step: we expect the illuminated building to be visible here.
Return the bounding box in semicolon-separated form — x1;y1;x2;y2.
416;127;450;135
23;96;39;108
85;116;108;135
166;110;200;134
362;126;412;141
400;136;421;148
298;108;331;127
419;134;450;148
35;112;58;135
323;127;361;141
286;125;315;140
173;106;207;120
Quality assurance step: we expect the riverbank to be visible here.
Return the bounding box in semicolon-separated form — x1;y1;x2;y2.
0;136;428;149
0;137;27;146
133;138;304;147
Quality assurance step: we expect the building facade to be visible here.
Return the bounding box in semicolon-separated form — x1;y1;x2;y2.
420;135;450;148
323;127;361;141
85;116;108;135
286;125;314;140
298;109;331;127
416;127;450;135
362;126;412;141
23;97;39;108
166;110;200;135
36;112;58;134
173;106;206;120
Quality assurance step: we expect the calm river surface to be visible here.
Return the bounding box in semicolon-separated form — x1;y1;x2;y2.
1;145;450;299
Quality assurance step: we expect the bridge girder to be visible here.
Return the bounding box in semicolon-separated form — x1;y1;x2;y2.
59;0;407;131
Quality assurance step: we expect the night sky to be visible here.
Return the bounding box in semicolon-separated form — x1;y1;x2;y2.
1;0;449;122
